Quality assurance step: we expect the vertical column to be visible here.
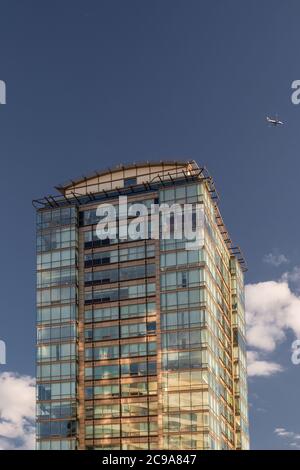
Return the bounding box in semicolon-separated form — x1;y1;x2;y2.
36;206;79;450
230;257;249;450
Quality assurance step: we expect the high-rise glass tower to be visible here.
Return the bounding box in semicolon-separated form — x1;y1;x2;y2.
35;160;249;450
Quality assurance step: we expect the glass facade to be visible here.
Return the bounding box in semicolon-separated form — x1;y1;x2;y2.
159;183;240;449
35;162;249;450
36;207;79;450
82;225;158;449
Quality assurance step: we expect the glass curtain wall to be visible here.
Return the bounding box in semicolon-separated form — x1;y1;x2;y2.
36;207;79;450
160;183;236;450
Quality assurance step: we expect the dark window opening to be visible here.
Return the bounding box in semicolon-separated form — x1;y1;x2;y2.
124;177;137;187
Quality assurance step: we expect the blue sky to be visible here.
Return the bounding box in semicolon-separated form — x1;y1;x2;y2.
1;0;300;449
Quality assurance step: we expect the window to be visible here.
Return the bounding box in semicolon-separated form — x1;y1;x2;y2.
120;322;156;338
37;343;76;362
161;269;204;290
124;177;137;187
163;412;207;433
120;302;156;319
38;420;77;438
37;362;76;380
38;382;76;400
147;322;156;333
37;207;77;229
161;289;205;310
84;229;118;248
86;424;120;438
162;370;208;391
121;381;157;397
120;264;155;280
86;404;120;419
159;184;200;204
85;384;120;399
163;390;209;412
37;324;77;343
85;387;93;399
84;264;155;286
38;439;76;450
121;361;156;377
85;365;119;380
85;269;117;286
121;401;157;417
37;227;77;252
84;250;118;268
37;401;76;419
160;250;202;268
85;345;119;360
161;310;206;330
85;306;118;323
121;341;156;357
122;421;157;437
85;288;119;304
84;244;155;268
95;384;120;398
162;331;202;350
37;286;77;306
119;244;155;261
37;248;76;270
37;304;77;324
162;350;206;371
85;283;156;304
85;326;119;342
82;198;154;227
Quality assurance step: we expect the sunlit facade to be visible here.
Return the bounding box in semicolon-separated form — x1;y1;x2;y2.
35;160;249;450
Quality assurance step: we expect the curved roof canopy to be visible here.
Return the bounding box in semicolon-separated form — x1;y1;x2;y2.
56;160;198;197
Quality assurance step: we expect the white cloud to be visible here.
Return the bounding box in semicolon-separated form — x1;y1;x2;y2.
263;253;289;267
274;428;300;448
245;274;300;377
274;427;285;434
290;443;300;449
282;266;300;287
247;351;283;377
0;372;35;450
246;280;300;352
274;428;295;438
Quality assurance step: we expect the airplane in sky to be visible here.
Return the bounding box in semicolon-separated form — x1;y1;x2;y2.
266;116;284;126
